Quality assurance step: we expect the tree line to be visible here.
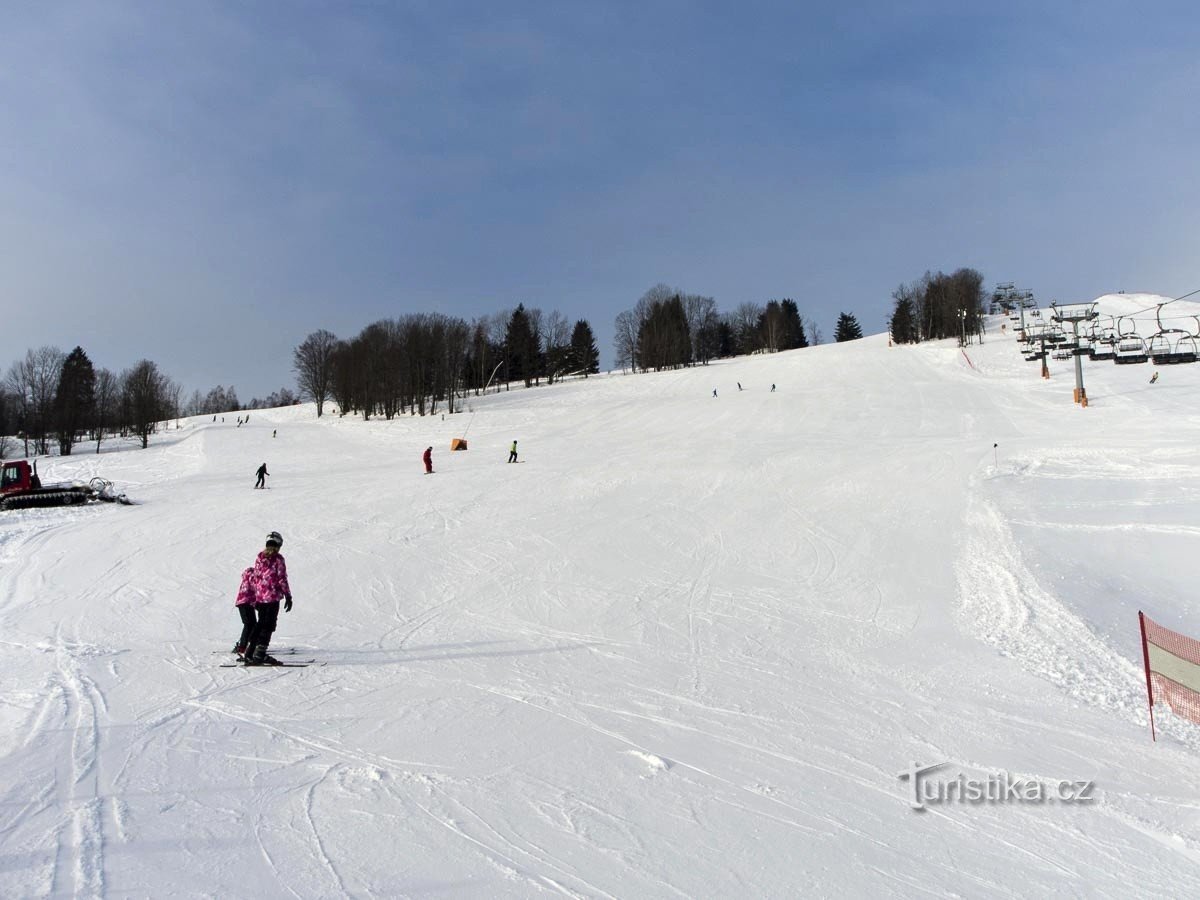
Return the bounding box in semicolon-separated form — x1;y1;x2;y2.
1;346;182;458
292;308;601;420
887;268;986;345
612;284;844;372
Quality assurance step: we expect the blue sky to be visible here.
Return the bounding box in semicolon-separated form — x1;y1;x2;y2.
3;1;1200;399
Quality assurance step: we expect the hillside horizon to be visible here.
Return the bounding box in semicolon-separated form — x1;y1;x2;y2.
2;313;1198;896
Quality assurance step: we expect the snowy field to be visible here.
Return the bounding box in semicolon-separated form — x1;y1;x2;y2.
2;293;1199;898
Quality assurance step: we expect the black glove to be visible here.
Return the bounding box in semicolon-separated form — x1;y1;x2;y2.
284;596;293;613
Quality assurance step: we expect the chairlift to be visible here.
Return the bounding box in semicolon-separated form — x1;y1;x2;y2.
1147;333;1177;364
1052;348;1073;360
1045;328;1068;345
1089;339;1115;361
1091;314;1116;344
1116;315;1141;339
1114;335;1148;364
1176;334;1199;364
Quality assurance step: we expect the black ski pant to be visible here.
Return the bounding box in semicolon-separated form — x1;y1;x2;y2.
237;605;257;649
241;602;279;653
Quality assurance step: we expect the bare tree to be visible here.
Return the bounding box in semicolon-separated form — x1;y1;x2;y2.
525;307;545;385
807;319;824;346
441;316;471;413
543;310;571;382
4;347;66;456
93;369;120;454
122;360;171;449
167;380;184;427
488;310;511;391
683;294;718;364
759;301;785;351
613;310;637;372
4;356;34;456
0;388;11;458
293;329;338;417
729;303;764;354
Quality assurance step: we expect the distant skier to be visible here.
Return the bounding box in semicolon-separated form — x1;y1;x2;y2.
423;446;433;474
713;389;718;398
273;429;277;438
255;463;269;489
508;440;518;463
235;531;293;666
771;384;776;392
1150;371;1160;384
737;382;743;391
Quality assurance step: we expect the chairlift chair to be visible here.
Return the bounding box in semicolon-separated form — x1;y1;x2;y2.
1114;336;1148;364
1147;333;1177;365
1175;334;1198;364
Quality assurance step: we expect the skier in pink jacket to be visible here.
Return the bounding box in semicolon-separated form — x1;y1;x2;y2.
232;566;257;658
234;531;294;665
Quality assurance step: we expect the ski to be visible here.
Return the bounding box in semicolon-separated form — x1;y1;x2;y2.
214;647;301;655
220;660;318;668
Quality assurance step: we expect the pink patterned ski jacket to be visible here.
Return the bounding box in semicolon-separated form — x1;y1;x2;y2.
234;567;256;606
250;550;292;605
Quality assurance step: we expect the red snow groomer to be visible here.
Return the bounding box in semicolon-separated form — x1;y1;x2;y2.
1;459;133;510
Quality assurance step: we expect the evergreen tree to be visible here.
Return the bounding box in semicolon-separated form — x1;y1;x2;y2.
637;294;691;371
505;304;540;387
780;299;808;350
569;320;600;376
889;296;919;344
834;312;863;342
716;321;736;358
55;346;96;456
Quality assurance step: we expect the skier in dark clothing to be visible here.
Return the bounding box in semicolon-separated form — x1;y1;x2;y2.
423;446;433;474
255;463;269;489
508;440;518;463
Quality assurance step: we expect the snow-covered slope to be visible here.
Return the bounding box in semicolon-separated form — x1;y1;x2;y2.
3;310;1199;897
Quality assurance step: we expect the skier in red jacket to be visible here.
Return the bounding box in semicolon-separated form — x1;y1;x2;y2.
423;446;433;474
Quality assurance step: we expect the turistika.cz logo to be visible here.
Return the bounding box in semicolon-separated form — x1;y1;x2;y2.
897;762;1097;811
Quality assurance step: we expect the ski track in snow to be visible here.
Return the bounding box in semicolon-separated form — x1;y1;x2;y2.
3;302;1200;895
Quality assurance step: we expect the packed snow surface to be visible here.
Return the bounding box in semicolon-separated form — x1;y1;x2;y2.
3;294;1200;897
